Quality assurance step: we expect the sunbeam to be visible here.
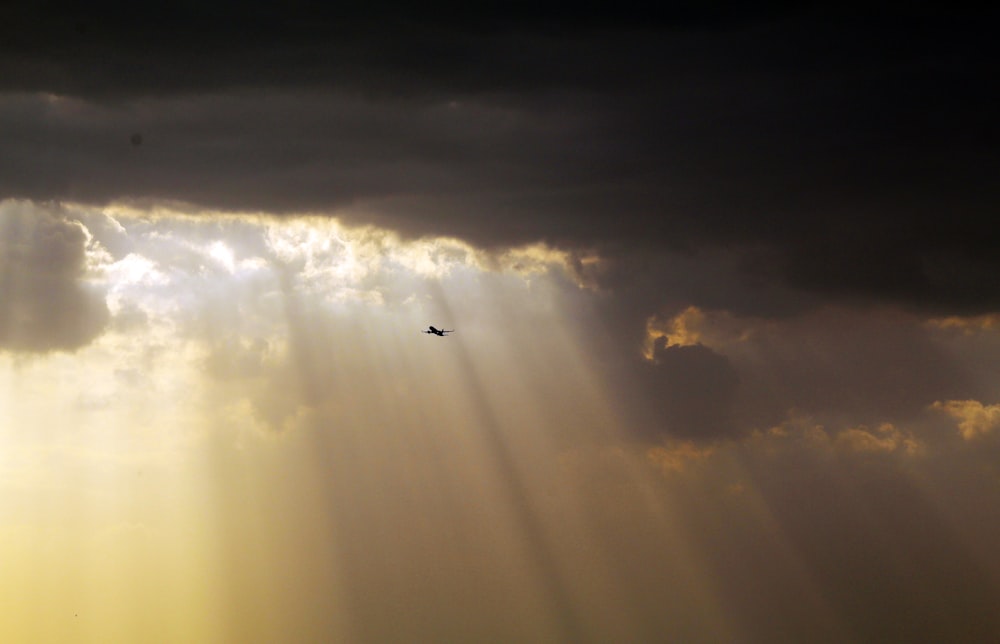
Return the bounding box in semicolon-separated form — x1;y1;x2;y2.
3;200;1000;642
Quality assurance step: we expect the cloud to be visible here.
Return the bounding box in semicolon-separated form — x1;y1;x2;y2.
926;314;1000;334
931;400;1000;440
592;301;1000;447
46;199;988;452
0;4;799;97
644;305;755;357
0;200;110;352
0;10;996;313
633;338;740;440
641;306;975;434
646;440;717;474
52;202;606;436
744;417;926;457
834;423;923;456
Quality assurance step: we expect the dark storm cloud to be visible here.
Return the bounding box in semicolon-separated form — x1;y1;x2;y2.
722;307;972;431
0;2;791;97
616;304;1000;443
1;4;996;311
636;339;740;439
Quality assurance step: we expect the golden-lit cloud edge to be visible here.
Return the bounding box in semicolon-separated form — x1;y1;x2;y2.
931;400;1000;441
93;200;605;287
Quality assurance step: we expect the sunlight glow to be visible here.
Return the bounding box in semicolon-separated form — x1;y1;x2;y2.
5;199;996;641
931;399;1000;440
1;200;660;642
643;306;756;359
208;241;236;274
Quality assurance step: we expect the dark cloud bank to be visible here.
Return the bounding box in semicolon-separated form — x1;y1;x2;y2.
1;4;996;313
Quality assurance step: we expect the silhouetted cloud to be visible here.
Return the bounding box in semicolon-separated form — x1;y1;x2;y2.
622;305;980;441
635;339;740;440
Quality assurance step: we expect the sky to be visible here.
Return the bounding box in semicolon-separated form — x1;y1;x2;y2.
1;4;999;642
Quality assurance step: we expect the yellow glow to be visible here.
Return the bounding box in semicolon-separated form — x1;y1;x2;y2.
645;306;708;357
926;314;1000;334
6;199;995;642
643;306;757;359
647;440;717;474
1;201;680;642
834;423;924;456
932;399;1000;440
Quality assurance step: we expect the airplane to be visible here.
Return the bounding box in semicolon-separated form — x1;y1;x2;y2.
423;326;454;336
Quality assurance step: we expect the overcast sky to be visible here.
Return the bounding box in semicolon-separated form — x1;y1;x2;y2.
2;4;999;642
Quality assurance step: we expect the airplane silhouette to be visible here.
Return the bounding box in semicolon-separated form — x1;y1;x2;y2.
423;326;454;336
